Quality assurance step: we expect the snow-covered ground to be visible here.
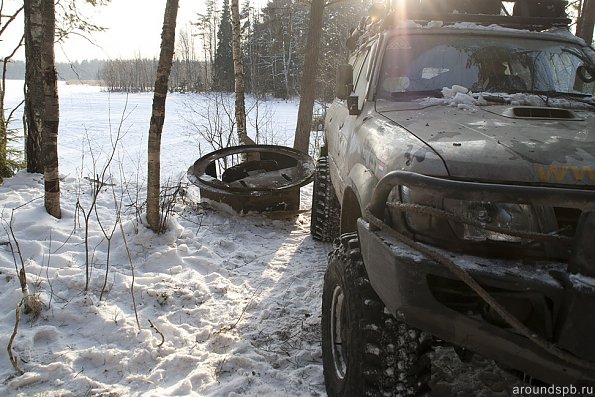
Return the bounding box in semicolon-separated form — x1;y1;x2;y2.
1;82;536;396
1;81;331;396
0;171;330;396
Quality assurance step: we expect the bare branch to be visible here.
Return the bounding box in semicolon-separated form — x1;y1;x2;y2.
118;218;140;330
148;319;165;347
7;301;23;375
0;5;23;37
6;100;24;125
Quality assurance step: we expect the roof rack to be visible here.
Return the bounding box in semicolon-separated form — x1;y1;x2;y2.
407;12;571;29
346;0;571;52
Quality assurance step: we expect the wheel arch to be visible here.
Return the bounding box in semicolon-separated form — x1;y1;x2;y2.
340;187;361;235
340;163;378;235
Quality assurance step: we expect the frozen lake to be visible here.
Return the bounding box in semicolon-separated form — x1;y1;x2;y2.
3;80;300;181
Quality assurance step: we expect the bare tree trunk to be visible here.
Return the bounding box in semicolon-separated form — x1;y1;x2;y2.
41;0;61;218
24;0;44;173
293;0;325;154
578;0;595;45
146;0;179;233
231;0;252;146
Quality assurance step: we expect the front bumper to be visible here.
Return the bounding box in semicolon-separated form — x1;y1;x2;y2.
359;171;595;386
358;219;595;386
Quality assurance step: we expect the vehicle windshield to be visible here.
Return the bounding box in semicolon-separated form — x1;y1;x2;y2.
376;34;595;100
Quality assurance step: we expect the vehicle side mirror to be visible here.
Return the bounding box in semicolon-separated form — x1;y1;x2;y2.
347;95;360;116
577;65;595;83
336;64;353;100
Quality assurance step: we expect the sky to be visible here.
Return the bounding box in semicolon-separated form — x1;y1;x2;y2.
56;0;203;62
2;0;261;63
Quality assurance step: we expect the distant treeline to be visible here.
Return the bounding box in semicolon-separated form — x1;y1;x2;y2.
5;58;202;93
5;59;104;81
5;57;203;93
98;58;204;93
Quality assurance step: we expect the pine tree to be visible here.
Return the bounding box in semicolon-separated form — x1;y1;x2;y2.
246;0;308;99
213;0;234;92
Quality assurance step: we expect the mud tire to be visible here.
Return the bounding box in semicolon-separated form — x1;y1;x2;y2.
322;233;432;396
310;157;340;242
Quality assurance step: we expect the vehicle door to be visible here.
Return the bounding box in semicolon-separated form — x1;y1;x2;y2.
327;47;372;200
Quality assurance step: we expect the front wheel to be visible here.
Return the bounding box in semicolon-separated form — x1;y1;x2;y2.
322;233;432;396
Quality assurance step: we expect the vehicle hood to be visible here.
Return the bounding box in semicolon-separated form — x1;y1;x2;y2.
379;105;595;186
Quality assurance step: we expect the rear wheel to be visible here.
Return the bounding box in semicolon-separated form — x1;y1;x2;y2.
322;233;432;396
310;157;340;242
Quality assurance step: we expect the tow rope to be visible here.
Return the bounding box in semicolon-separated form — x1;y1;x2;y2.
363;205;595;371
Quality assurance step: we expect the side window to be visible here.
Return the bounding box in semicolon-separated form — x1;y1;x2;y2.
354;51;371;107
351;50;369;90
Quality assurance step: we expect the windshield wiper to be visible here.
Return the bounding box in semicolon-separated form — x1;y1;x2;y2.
390;90;443;101
478;93;510;104
520;90;592;99
519;90;594;107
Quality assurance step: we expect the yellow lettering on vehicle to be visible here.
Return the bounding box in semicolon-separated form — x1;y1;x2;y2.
536;165;568;182
570;166;595;181
536;165;595;182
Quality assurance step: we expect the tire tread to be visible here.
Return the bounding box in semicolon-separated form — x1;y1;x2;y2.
322;233;432;397
310;157;340;242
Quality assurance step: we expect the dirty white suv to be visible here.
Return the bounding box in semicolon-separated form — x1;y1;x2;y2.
310;1;595;395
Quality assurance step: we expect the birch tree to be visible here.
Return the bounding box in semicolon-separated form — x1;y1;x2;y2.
24;0;109;176
231;0;253;146
41;0;61;218
24;0;61;217
146;0;179;233
24;0;44;173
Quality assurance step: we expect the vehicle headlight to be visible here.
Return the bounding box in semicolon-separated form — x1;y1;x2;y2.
400;185;442;232
388;186;454;239
390;186;538;244
444;199;538;242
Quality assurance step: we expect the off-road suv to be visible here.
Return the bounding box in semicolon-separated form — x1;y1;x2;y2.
310;1;595;395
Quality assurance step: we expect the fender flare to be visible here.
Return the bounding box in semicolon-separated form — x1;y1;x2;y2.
341;163;378;234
